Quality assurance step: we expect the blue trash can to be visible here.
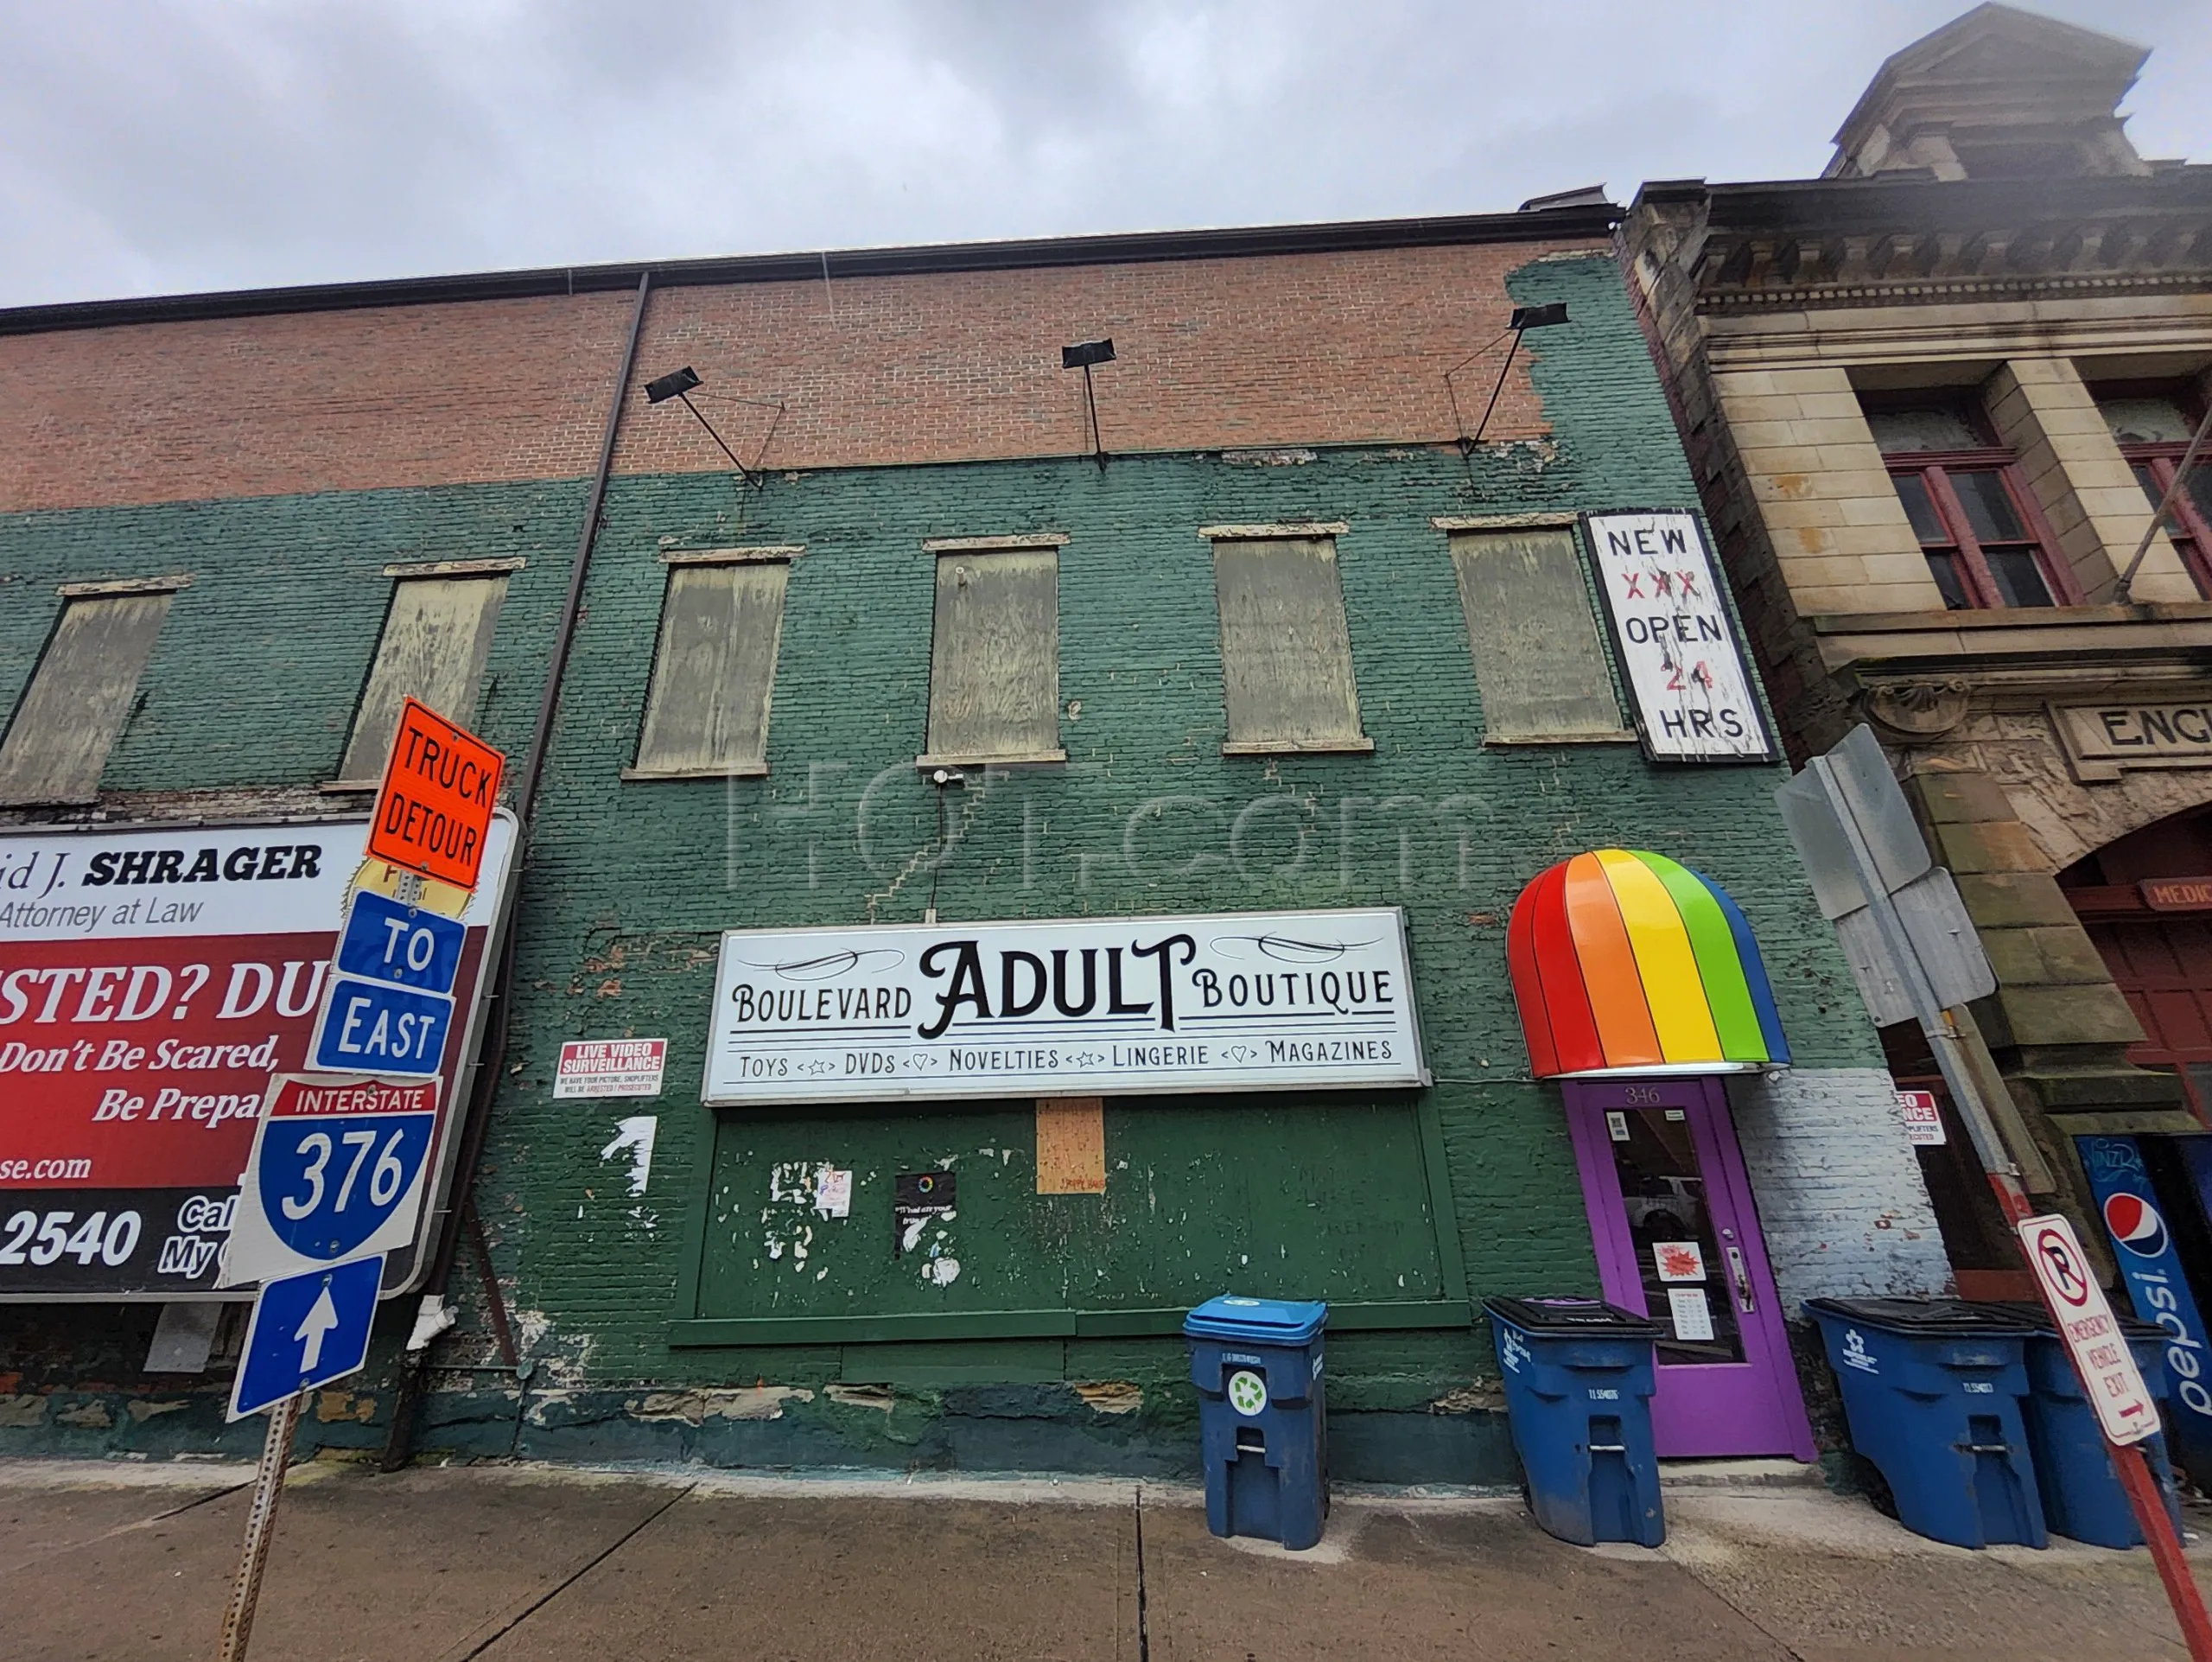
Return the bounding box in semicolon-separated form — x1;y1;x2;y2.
1805;1296;2045;1549
1484;1296;1665;1548
1996;1302;2185;1548
1185;1296;1328;1550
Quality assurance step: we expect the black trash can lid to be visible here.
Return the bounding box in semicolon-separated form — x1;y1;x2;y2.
1483;1296;1662;1337
1804;1296;2040;1336
1985;1300;2170;1343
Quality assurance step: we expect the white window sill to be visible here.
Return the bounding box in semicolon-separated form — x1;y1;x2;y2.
1482;730;1641;747
913;751;1067;770
1220;737;1375;756
621;763;770;781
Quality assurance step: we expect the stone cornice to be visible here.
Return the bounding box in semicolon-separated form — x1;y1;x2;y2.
1696;269;2212;315
1648;169;2212;309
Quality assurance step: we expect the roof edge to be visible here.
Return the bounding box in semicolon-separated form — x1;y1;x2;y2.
0;203;1622;339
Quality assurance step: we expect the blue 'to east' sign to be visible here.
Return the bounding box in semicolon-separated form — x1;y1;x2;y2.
335;890;465;995
313;977;454;1077
256;1109;435;1262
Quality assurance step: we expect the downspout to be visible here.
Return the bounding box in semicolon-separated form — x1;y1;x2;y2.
379;270;652;1468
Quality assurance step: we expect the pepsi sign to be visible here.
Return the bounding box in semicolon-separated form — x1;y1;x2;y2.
2106;1189;2172;1260
2077;1135;2212;1463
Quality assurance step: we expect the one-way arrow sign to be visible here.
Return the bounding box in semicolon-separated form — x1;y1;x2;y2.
228;1254;385;1421
294;1283;341;1372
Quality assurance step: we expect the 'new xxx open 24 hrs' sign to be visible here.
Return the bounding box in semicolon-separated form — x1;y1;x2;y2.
368;698;505;892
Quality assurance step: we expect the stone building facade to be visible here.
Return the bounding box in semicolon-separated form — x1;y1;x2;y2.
1623;3;2212;1298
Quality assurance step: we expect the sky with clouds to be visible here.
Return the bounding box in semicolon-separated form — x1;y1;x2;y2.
2;0;2208;309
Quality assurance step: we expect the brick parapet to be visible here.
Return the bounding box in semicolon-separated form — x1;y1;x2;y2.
0;239;1601;515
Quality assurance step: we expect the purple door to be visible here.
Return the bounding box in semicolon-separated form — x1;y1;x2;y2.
1563;1076;1815;1461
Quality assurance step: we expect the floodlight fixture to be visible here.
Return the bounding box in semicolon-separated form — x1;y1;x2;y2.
1062;339;1116;469
645;366;702;404
1445;302;1574;462
1508;303;1570;331
641;366;760;489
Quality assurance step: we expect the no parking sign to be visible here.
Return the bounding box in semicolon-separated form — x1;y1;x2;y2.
2018;1211;2161;1447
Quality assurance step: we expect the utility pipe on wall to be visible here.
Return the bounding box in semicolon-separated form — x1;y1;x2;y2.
379;271;653;1469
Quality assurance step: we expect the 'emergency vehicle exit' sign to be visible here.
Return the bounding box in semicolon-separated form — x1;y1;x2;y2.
2019;1212;2161;1447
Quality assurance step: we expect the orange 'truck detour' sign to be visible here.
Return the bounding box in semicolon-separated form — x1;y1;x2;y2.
367;698;505;892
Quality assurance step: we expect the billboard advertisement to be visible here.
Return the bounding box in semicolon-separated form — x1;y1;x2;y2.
0;813;515;1299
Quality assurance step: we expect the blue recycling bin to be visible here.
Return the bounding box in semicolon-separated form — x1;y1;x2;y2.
1806;1297;2045;1549
1484;1296;1665;1548
1185;1296;1329;1551
1997;1302;2185;1549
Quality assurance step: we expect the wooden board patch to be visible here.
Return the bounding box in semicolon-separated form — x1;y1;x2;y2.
1035;1098;1107;1194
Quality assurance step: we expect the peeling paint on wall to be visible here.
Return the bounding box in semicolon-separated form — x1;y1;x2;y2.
1072;1381;1143;1415
630;1385;816;1424
599;1115;657;1195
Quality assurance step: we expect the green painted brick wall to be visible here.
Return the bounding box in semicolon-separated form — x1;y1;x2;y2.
0;252;1881;1464
475;252;1878;1399
0;481;588;787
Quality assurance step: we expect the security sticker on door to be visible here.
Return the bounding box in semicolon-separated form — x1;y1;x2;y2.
219;1075;437;1287
1653;1241;1707;1283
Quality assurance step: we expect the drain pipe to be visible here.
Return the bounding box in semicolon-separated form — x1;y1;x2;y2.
379;270;652;1469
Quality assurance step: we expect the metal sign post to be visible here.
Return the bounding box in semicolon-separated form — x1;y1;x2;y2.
218;1388;304;1662
1781;729;2212;1658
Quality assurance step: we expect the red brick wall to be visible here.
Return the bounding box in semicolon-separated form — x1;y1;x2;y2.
619;242;1580;477
0;239;1595;512
0;293;635;513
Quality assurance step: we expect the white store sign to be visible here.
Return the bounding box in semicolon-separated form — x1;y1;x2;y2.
1584;510;1774;763
703;908;1427;1106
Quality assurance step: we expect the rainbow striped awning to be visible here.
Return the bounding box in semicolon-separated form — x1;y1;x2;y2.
1508;849;1790;1079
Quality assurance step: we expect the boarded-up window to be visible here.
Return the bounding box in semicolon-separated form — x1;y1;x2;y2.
0;589;175;806
923;545;1063;763
1451;526;1627;742
1212;535;1368;752
630;556;790;778
335;573;508;785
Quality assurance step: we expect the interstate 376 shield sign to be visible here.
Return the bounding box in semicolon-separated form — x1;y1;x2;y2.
219;1076;437;1288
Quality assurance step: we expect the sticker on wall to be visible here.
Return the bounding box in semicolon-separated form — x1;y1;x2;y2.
1605;1111;1630;1143
1668;1286;1716;1342
893;1170;956;1257
1653;1240;1707;1283
814;1168;853;1219
555;1039;669;1100
1895;1090;1946;1146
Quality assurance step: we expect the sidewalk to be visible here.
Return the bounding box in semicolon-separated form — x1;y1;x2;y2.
5;1455;2209;1661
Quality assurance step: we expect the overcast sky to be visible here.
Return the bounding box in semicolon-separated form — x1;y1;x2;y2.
2;0;2208;309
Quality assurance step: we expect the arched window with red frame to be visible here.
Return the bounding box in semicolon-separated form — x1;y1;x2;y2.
1861;395;2079;610
2094;385;2212;599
